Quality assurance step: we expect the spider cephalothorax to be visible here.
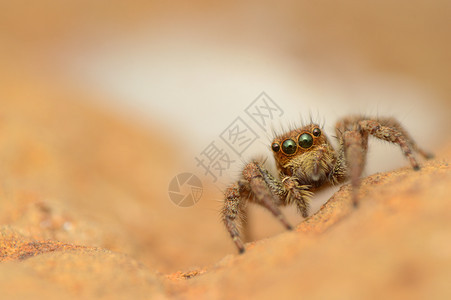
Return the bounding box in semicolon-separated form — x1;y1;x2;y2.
222;115;433;253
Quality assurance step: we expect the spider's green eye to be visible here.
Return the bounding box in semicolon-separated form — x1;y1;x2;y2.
271;143;280;152
282;139;297;155
312;128;321;137
298;133;314;149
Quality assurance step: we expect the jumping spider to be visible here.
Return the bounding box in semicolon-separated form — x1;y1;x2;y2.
222;115;433;253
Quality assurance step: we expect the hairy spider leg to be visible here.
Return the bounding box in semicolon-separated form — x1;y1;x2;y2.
335;116;433;206
222;162;293;253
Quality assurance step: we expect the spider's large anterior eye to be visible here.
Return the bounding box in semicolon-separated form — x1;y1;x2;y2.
282;139;297;155
271;142;280;152
298;133;314;149
312;128;321;137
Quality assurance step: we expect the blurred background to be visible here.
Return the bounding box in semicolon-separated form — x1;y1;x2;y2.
0;0;450;273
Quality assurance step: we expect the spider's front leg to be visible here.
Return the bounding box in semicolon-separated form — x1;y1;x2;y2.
358;118;434;168
222;182;247;253
336;116;433;207
222;162;292;253
341;129;369;207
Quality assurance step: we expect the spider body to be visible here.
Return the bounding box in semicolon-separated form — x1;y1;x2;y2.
222;115;433;253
